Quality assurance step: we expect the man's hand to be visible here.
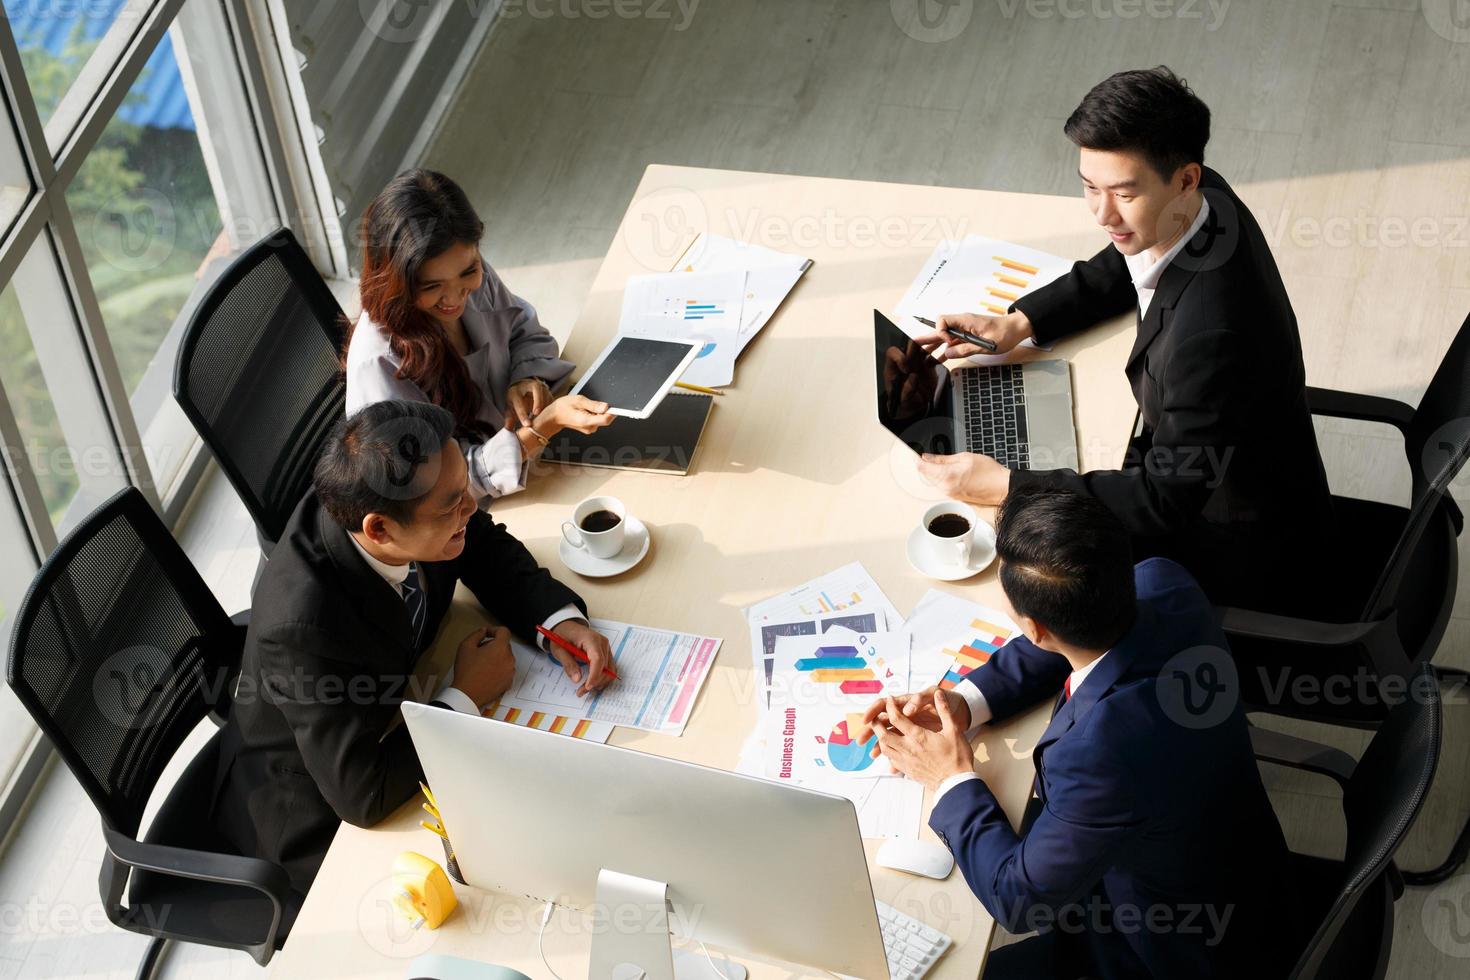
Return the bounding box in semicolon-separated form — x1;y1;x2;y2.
873;693;977;793
915;310;1033;360
917;452;1011;505
858;685;971;743
550;619;616;696
506;377;553;429
452;626;516;707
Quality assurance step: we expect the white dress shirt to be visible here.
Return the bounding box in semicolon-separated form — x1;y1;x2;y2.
1124;194;1211;319
347;534;584;715
933;650;1112;804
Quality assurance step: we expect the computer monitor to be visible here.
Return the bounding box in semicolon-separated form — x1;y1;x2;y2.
401;702;891;980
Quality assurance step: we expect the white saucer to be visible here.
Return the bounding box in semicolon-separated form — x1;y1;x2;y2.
906;522;996;581
559;515;651;577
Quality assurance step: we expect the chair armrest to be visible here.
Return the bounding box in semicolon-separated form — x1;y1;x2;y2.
1218;605;1415;694
1251;726;1355;790
99;827;293;955
1216;605;1378;648
1307;386;1414;434
102;825;293;903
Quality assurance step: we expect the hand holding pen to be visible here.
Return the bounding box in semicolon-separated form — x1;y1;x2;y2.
913;311;1035;360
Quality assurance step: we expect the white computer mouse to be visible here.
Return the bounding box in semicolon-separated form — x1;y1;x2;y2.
876;838;955;880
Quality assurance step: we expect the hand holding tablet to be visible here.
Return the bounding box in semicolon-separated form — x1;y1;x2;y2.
570;336;701;419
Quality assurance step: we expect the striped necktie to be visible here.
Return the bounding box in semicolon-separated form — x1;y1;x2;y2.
402;562;427;654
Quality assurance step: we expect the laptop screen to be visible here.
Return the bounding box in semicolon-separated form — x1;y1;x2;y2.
873;310;959;456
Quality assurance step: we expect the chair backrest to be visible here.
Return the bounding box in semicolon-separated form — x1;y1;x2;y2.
1290;662;1441;978
173;228;346;549
1359;309;1470;648
6;488;239;838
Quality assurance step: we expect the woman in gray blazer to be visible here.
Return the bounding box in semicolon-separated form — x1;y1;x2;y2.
345;169;614;502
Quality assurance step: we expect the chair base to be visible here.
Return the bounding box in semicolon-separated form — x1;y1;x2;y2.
136;937;168;980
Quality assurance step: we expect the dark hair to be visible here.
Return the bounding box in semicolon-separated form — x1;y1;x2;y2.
348;169;496;441
995;485;1137;650
1063;67;1210;183
314;400;457;530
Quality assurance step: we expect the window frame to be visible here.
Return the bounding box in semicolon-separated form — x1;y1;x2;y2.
0;0;313;835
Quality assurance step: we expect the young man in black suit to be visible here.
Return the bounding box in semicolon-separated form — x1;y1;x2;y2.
917;67;1334;613
211;400;614;898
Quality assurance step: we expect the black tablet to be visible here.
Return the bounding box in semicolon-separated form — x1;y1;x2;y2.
542;392;714;475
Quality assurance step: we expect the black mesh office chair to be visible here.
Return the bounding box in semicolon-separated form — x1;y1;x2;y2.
6;488;297;979
1223;309;1470;884
1252;662;1442;979
173;227;346;555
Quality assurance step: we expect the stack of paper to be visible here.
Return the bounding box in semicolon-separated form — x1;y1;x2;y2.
896;235;1073;362
905;589;1020;693
738;563;925;839
675;234;811;355
619;268;747;388
617;234;811;388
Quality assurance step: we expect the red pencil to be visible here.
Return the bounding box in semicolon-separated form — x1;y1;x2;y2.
535;624;620;681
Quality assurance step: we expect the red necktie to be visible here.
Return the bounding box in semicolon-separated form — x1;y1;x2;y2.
1063;675;1073;700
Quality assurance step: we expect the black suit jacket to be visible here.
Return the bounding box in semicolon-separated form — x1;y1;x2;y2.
211;491;583;893
1011;168;1335;610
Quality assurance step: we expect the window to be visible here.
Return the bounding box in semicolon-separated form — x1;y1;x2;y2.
0;0;294;820
5;0;140;124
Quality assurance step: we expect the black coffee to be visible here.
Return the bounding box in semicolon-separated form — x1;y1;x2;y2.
927;514;971;538
580;510;622;533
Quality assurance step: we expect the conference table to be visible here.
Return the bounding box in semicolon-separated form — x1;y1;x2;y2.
268;165;1136;979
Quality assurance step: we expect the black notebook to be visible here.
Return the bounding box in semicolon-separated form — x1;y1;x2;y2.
541;392;714;475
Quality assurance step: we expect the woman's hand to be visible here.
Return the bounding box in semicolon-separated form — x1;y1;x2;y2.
506;377;553;429
533;395;616;437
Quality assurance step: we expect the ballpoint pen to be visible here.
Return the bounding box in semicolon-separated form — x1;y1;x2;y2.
914;316;999;353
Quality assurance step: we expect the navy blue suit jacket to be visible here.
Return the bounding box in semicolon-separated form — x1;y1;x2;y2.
930;559;1295;979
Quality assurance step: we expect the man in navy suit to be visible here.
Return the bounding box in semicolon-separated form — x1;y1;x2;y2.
866;486;1296;979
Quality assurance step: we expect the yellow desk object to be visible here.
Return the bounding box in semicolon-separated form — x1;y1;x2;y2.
390;851;457;930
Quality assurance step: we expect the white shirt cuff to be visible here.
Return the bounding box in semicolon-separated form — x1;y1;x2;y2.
538;605;587;651
432;685;481;716
934;771;980;806
467;428;528;501
957;681;993;735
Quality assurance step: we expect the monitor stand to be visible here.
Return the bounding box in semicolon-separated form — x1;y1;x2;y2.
589;870;749;980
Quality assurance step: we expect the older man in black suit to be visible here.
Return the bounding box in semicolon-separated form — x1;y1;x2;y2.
211;400;614;897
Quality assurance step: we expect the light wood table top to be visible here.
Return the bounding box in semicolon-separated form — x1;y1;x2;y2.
269;165;1136;979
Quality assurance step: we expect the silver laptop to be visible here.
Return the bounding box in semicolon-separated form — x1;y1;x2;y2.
874;310;1078;470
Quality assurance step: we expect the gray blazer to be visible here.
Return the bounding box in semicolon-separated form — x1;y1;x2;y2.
345;262;574;499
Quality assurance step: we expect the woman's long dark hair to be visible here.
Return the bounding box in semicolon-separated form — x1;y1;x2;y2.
347;169;496;440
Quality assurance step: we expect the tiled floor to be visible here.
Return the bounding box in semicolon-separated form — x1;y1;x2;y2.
3;1;1470;976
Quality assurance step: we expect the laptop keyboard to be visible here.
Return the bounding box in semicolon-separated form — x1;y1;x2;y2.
961;365;1030;468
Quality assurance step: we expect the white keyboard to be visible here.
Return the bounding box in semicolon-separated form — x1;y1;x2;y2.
877;900;953;980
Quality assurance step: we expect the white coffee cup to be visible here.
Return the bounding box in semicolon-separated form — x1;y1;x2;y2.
562;496;627;559
920;502;976;568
